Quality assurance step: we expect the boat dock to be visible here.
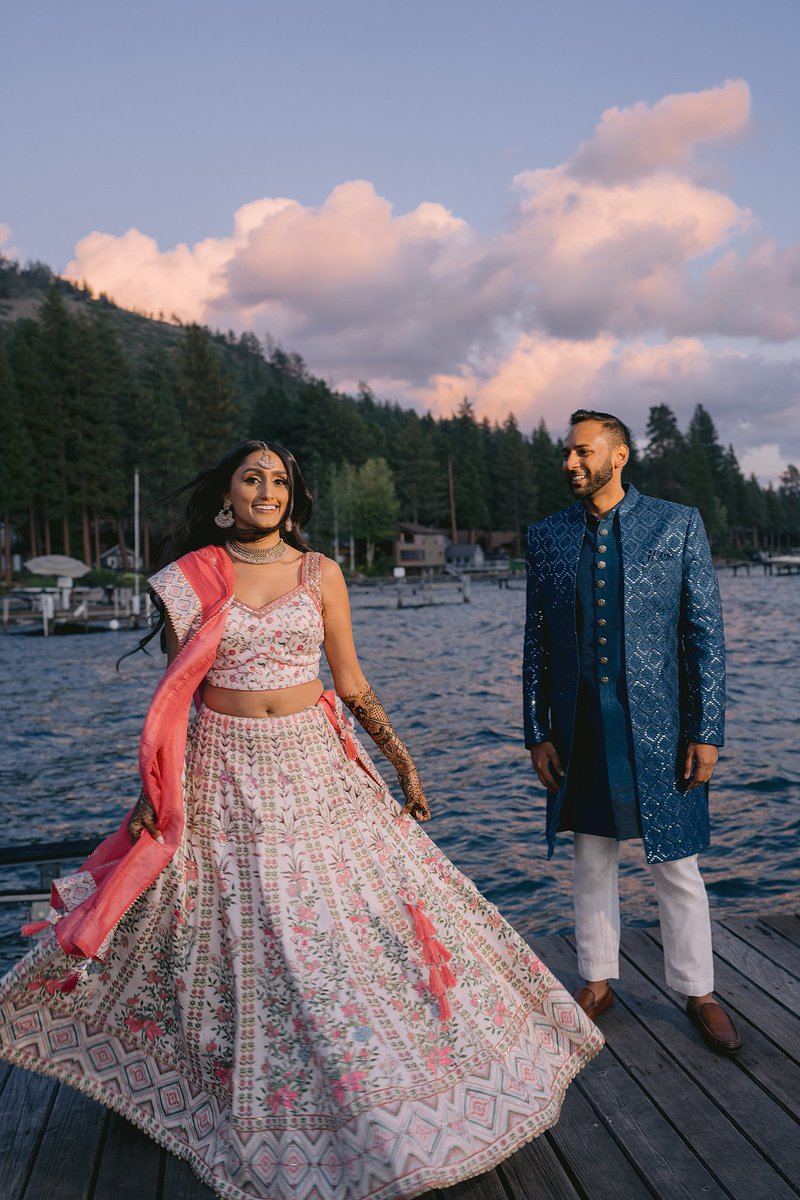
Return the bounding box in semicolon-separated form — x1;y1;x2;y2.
1;910;798;1200
718;556;800;576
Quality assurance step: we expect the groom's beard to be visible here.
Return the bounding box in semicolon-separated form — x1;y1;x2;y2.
566;456;614;499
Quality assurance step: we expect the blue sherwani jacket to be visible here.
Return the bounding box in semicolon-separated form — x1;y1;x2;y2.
523;484;726;864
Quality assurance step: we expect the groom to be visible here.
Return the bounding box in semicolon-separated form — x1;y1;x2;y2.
523;409;741;1054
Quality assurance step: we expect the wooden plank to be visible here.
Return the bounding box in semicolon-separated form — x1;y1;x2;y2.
645;926;800;1066
538;937;727;1200
526;936;655;1200
91;1112;162;1200
496;1132;581;1200
760;915;800;941
0;1066;57;1200
22;1085;107;1200
573;1051;726;1198
625;928;800;1122
161;1152;216;1200
611;931;800;1194
546;1081;654;1200
435;1167;508;1199
721;917;800;980
711;921;800;1010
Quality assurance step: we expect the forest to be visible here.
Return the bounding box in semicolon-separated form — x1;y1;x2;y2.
1;255;799;579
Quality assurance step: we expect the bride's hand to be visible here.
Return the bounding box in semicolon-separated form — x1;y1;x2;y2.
127;790;165;844
397;767;431;822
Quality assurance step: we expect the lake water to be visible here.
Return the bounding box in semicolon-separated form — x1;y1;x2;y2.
0;573;798;966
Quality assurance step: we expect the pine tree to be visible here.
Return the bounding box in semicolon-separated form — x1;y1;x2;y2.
38;288;81;554
123;345;192;567
494;414;535;553
8;318;54;555
177;325;240;467
529;420;566;521
682;424;725;540
642;404;686;504
443;399;490;534
0;338;33;580
68;314;128;565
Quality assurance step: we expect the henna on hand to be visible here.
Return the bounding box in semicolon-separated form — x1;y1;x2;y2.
398;766;431;822
342;684;431;820
127;790;165;844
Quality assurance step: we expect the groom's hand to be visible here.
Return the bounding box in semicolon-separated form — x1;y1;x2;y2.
530;742;564;792
683;742;718;789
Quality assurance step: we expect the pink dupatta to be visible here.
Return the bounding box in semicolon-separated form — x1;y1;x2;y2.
36;545;234;962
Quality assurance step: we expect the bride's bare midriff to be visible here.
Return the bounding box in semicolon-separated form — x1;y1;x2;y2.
202;679;325;717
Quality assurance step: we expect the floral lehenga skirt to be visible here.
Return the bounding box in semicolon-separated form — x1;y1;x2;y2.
0;700;602;1200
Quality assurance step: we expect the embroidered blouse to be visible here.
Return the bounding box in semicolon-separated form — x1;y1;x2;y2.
149;551;324;691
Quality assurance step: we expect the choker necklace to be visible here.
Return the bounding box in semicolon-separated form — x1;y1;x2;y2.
227;538;288;564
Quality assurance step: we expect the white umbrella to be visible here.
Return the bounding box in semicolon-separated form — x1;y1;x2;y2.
24;555;91;578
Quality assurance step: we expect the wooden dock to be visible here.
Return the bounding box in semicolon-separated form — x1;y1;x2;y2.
1;912;798;1200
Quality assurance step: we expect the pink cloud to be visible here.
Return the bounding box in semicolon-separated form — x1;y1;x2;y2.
66;227;231;321
58;79;800;466
567;79;751;183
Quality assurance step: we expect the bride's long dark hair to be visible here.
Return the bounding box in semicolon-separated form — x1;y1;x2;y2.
126;440;314;659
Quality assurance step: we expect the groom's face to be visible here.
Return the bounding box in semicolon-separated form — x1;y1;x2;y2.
562;421;616;499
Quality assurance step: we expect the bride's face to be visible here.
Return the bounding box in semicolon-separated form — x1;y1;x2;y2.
225;449;290;534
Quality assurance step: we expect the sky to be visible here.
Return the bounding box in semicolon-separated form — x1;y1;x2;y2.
3;0;800;480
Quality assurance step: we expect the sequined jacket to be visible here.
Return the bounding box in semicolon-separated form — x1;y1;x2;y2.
523;485;725;864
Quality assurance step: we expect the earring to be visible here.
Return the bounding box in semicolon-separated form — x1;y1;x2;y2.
284;516;293;532
214;500;235;529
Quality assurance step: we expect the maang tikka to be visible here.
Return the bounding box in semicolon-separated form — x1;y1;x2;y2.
257;449;277;470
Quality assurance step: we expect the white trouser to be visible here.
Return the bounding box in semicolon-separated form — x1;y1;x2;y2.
573;833;714;996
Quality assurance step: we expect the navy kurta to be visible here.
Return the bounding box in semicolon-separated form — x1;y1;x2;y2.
561;505;640;840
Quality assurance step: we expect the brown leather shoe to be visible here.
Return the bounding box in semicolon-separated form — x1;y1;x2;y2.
573;983;613;1020
686;999;742;1055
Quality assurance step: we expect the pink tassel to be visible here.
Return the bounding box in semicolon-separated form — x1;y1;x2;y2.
421;939;439;965
55;972;79;994
440;962;457;989
410;905;436;940
428;965;444;996
426;937;451;963
21;919;50;937
405;897;456;1022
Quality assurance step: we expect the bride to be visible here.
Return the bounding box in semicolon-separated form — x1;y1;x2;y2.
0;439;602;1200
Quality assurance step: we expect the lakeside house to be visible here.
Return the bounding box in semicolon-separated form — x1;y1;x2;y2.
99;544;143;571
445;542;486;572
394;523;516;573
394;523;449;571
